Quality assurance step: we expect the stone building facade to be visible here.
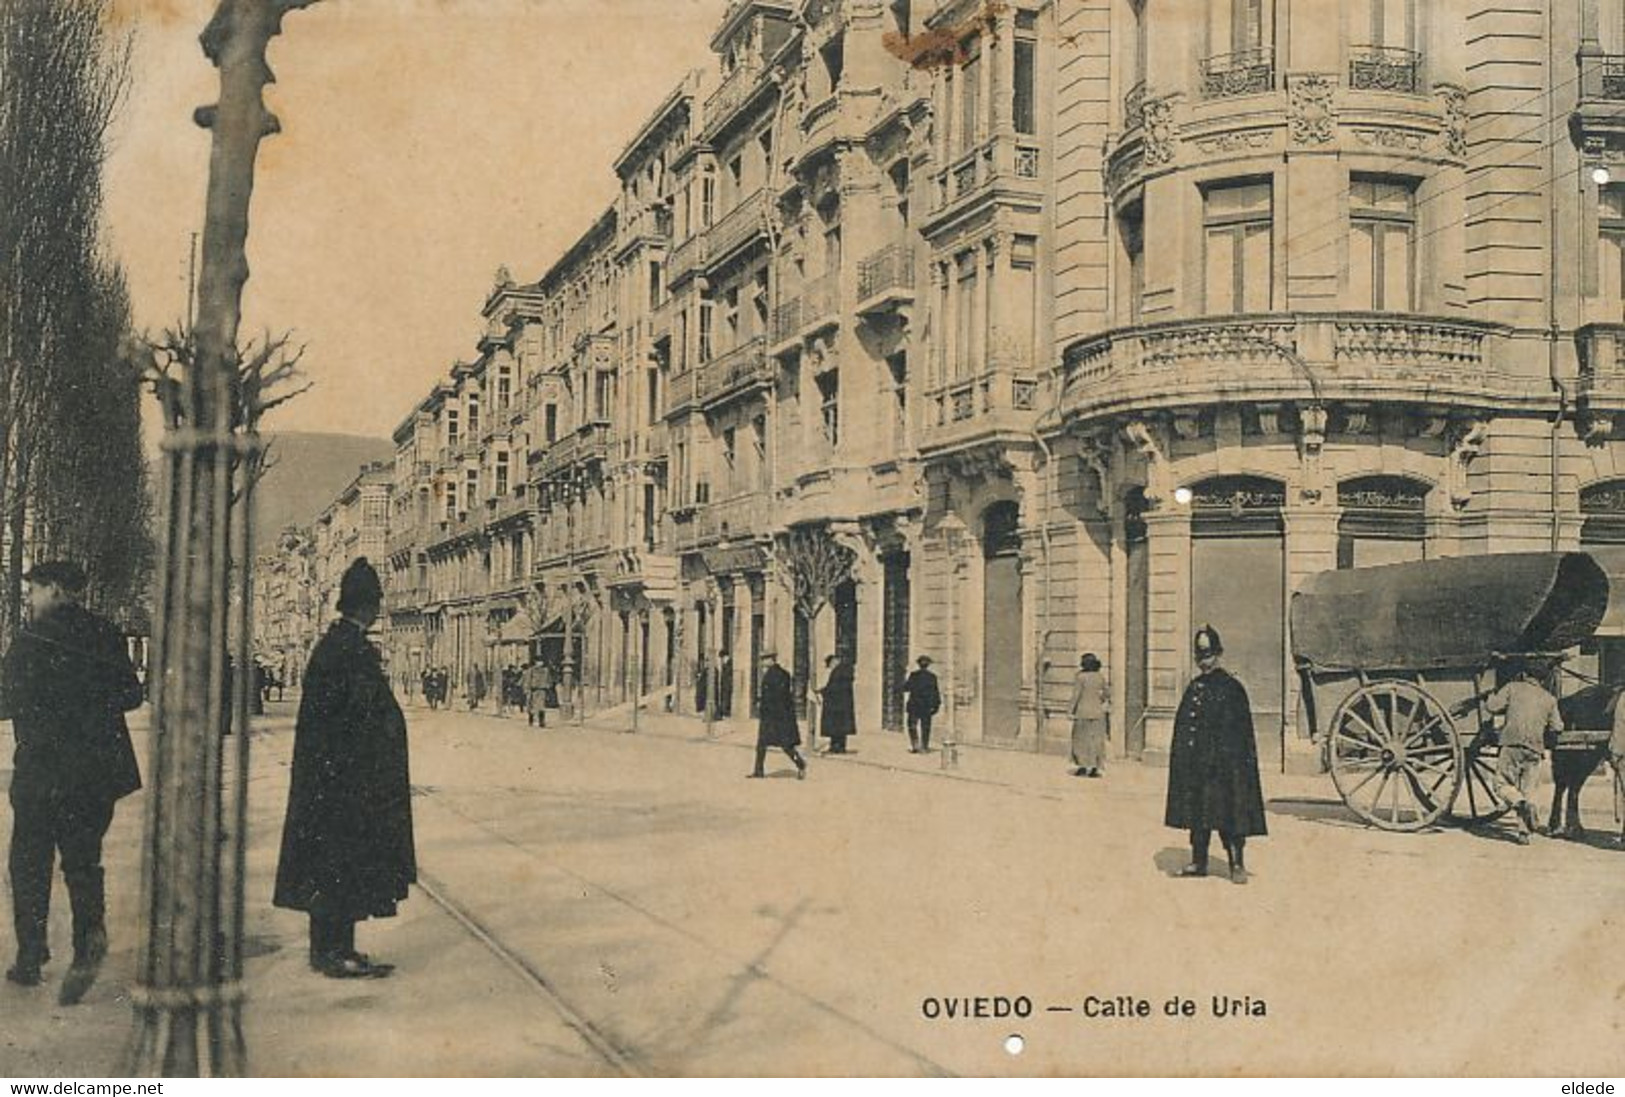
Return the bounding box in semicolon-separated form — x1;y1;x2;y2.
255;0;1625;770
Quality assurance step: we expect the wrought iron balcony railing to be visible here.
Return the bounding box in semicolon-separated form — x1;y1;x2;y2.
857;242;915;307
1199;47;1275;98
1348;45;1421;93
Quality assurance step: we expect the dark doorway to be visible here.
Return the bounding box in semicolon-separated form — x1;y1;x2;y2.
982;501;1023;741
1189;476;1285;764
882;552;911;732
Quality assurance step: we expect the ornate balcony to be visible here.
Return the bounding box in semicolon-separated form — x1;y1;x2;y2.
1199;47;1275;99
772;296;803;352
1060;313;1521;423
919;369;1042;454
1577;323;1625;427
704;59;767;132
1348;46;1421;93
930;136;1045;214
706;189;769;268
857;242;915;317
673;491;770;553
668;232;708;284
698;335;772;408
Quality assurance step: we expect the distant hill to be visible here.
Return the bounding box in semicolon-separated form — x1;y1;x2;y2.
253;431;393;550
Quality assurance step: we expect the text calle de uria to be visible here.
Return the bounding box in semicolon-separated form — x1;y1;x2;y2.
919;995;1268;1020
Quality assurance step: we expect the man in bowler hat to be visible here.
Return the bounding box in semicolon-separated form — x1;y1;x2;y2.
274;558;416;978
1164;625;1267;884
901;655;941;753
2;560;143;1003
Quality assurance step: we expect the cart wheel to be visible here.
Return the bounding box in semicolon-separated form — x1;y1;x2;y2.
1447;729;1511;824
1327;680;1462;831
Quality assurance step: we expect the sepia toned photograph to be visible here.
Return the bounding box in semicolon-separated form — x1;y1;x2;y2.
1;0;1623;1080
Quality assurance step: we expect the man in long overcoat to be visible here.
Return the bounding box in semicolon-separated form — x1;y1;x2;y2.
750;650;806;779
901;655;941;754
1164;625;1267;884
818;653;856;754
274;558;416;978
524;658;554;727
2;561;142;1003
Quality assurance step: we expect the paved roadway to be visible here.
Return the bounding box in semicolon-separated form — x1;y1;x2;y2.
5;701;1623;1076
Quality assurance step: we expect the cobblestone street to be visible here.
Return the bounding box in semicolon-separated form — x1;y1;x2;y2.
5;700;1624;1076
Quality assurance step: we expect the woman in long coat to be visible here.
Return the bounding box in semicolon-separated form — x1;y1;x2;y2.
750;650;807;779
274;559;416;977
1068;653;1110;776
818;654;856;754
1164;625;1266;884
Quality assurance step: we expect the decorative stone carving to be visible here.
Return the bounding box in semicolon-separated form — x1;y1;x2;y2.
1581;413;1615;447
1141;95;1177;167
1287;73;1336;144
1076;429;1115;517
1446;417;1489;509
1194;129;1274;155
1351;127;1426;151
1172;412;1202;440
1122;418;1173;505
1436;83;1468;159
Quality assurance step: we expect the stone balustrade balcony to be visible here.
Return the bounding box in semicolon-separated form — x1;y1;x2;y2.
1060;312;1528;423
706;189;769;268
857;241;915;317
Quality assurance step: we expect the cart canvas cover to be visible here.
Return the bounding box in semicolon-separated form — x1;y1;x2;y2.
1290;552;1608;672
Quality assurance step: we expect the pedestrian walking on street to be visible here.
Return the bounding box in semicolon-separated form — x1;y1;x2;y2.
1;561;143;1003
818;653;856;754
901;655;941;754
1165;626;1267;885
467;664;487;711
1068;653;1110;777
750;651;807;780
274;558;416;979
1482;659;1563;844
524;658;554;727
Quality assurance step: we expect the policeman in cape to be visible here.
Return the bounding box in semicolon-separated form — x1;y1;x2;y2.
1164;625;1268;884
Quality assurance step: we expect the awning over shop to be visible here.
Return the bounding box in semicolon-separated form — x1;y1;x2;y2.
489;609;534;645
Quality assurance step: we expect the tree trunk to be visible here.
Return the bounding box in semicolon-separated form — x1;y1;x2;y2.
127;0;318;1078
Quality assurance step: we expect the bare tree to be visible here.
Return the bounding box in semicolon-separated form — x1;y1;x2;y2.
0;0;142;637
774;526;855;722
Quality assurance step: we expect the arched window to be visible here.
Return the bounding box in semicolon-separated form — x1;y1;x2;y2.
1337;475;1429;568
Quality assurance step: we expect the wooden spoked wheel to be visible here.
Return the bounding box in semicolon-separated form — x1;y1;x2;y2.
1447;729;1511;824
1327;680;1463;831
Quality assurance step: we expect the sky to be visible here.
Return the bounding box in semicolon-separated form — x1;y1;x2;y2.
102;0;731;440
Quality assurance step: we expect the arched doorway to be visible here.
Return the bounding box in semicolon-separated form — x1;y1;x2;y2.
982;501;1023;741
1337;476;1428;569
1189;475;1285;761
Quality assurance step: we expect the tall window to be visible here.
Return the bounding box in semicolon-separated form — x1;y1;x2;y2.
817;369;840;447
751;268;769;334
959;40;981;156
1601;186;1625;306
1354;0;1412;48
751;414;767;487
701;170;716;228
465;468;478;511
1210;0;1270;57
446;408;459;447
955;251;978;377
496;364;512;409
699;299;714;362
467;393;480;436
1203;180;1273;314
1013;37;1037;136
722;426;737;491
1349;177;1415;311
1119;201;1145;322
724;286;740;348
887;351;908;450
495;450;510;497
594;370;614;421
544;403;558;443
649;261;663;309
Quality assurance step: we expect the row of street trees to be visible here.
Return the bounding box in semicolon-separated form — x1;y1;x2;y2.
0;0;152;636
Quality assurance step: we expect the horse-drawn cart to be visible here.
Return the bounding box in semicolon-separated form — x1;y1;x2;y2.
1290;552;1610;831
